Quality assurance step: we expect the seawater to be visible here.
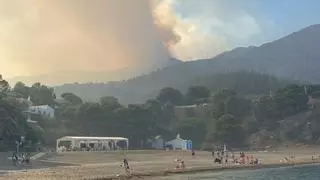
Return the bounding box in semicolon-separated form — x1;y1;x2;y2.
158;165;320;180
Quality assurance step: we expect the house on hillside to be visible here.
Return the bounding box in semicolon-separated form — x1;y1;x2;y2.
174;103;210;120
307;95;320;110
27;105;55;119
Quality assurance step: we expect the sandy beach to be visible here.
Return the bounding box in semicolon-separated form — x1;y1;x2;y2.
1;147;320;180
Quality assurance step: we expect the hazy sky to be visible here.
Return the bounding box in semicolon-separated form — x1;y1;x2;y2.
1;0;320;79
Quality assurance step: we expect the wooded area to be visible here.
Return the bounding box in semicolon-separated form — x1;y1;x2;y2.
1;72;320;151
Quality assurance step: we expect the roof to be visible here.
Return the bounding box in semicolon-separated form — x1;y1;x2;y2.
154;135;163;139
30;105;54;109
174;104;208;109
174;105;197;109
57;136;128;141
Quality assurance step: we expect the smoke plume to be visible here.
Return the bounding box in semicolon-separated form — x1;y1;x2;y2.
0;0;180;78
0;0;261;80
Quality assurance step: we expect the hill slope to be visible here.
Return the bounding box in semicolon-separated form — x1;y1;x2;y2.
54;71;290;104
55;24;320;103
8;59;182;86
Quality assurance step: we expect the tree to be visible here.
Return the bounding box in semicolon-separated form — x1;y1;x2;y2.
225;96;251;118
208;114;246;147
262;84;309;119
99;96;121;110
176;118;206;148
211;89;237;119
0;75;10;100
61;92;83;105
29;83;55;106
185;86;210;104
0;97;40;149
77;102;104;136
212;89;236;104
13;82;29;98
157;87;183;105
143;99;175;139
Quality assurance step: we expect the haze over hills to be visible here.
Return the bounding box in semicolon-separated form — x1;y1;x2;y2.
52;24;320;104
8;58;182;86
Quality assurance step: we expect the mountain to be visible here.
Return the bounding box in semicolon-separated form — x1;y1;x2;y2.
8;68;141;86
8;59;182;86
53;24;320;103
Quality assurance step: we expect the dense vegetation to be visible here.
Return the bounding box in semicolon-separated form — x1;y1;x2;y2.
54;71;290;104
53;24;320;104
3;72;320;151
0;76;40;151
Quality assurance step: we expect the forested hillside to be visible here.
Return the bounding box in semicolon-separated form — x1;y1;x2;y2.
54;71;290;104
54;25;320;104
4;74;320;150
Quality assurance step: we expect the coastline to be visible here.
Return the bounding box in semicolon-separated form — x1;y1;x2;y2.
2;150;320;180
112;161;320;180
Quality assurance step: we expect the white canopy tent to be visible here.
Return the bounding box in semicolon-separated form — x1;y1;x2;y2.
56;136;129;152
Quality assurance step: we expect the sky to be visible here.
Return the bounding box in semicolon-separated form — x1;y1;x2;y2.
0;0;320;79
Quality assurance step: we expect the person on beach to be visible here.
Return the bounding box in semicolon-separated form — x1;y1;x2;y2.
181;160;186;169
250;155;254;165
239;152;245;164
12;152;18;165
175;159;186;169
192;150;195;156
225;152;229;164
121;158;131;175
235;158;239;164
21;153;25;164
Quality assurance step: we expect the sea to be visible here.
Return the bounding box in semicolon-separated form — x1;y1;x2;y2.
157;164;320;180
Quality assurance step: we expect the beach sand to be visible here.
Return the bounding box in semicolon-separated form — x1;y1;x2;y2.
1;147;320;180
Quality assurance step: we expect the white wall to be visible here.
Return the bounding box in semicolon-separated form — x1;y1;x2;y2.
166;138;184;150
29;105;55;118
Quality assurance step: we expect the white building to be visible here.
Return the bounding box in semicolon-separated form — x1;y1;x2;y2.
56;136;129;152
28;105;55;119
165;134;192;151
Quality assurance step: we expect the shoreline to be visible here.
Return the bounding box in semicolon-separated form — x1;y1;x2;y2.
104;161;320;180
2;150;320;180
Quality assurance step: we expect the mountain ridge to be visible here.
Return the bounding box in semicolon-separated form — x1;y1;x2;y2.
13;24;320;104
8;58;182;86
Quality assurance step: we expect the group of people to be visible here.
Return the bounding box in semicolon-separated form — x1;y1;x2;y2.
12;152;31;166
175;158;186;169
119;149;262;176
212;150;261;165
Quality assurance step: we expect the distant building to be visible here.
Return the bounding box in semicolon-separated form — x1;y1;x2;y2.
307;95;320;109
174;103;210;120
27;105;55;119
165;134;192;151
56;136;129;152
